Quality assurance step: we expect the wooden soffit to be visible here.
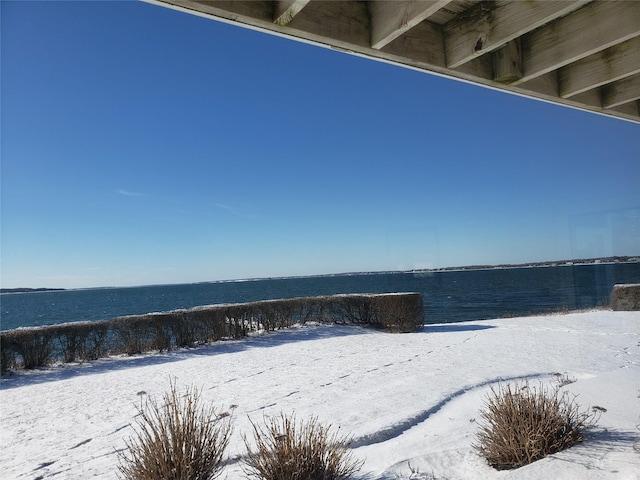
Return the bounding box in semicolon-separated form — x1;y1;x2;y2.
145;0;640;124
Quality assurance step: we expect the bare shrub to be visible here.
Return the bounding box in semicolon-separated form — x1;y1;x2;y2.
309;296;335;324
2;321;111;372
331;294;424;332
143;314;173;352
291;297;316;325
225;305;252;338
474;381;599;470
118;381;231;480
274;302;295;330
168;312;206;348
253;303;275;332
203;309;227;342
11;329;54;369
79;321;110;360
112;316;160;355
610;283;640;310
1;293;425;372
373;293;424;332
187;310;213;344
1;334;19;374
336;296;376;325
243;412;363;480
54;322;97;363
255;301;297;332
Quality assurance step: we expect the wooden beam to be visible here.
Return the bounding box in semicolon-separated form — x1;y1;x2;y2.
381;20;494;81
166;0;373;51
568;89;603;109
166;0;273;24
516;72;560;98
379;20;447;69
274;0;310;26
444;0;589;69
516;1;640;85
559;36;640;98
284;1;371;49
602;75;640;108
369;0;453;50
493;39;522;84
609;101;639;118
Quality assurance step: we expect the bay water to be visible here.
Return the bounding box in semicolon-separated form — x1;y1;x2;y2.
2;263;639;331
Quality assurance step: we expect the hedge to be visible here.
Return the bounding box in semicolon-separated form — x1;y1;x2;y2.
0;293;424;373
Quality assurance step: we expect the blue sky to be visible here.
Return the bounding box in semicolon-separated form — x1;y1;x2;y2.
2;1;639;289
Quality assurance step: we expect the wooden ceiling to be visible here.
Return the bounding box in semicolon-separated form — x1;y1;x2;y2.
147;0;640;123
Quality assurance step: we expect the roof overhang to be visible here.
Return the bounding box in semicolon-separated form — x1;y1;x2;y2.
145;0;640;124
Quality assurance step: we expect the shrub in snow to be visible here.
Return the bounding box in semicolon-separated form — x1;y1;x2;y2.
243;412;363;480
0;293;424;374
335;293;424;332
117;381;231;480
372;293;424;332
53;321;110;363
610;283;640;310
474;381;599;470
111;316;164;356
4;328;54;369
0;335;19;373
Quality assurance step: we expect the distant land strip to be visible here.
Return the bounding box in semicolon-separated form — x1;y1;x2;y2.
0;288;66;294
1;256;638;292
411;255;640;274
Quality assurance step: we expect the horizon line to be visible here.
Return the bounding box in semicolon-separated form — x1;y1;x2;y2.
2;255;638;292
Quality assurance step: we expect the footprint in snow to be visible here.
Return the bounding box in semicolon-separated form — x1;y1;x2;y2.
70;439;92;450
111;424;129;435
33;461;56;471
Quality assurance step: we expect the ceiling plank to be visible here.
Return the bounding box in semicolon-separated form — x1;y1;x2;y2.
369;0;453;50
444;0;589;69
559;36;640;98
602;75;640;108
515;1;640;85
274;0;310;26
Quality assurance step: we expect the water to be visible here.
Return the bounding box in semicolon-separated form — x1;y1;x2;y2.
1;263;639;331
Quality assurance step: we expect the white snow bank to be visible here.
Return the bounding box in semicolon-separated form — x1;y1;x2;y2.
1;310;638;479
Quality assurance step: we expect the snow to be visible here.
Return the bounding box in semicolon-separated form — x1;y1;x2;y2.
1;310;639;480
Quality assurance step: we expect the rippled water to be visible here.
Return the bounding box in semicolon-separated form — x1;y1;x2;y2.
2;263;638;330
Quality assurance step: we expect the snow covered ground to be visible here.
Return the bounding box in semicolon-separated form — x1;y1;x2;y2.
1;310;639;480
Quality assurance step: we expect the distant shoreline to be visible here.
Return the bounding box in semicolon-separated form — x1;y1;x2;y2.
0;287;66;294
410;255;640;274
1;256;638;292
